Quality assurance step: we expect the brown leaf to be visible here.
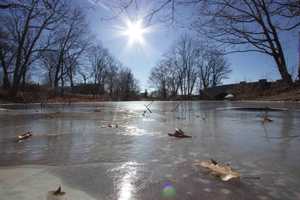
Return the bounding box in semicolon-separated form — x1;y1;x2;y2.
195;160;240;181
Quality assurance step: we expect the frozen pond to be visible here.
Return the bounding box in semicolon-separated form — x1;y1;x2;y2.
0;101;300;200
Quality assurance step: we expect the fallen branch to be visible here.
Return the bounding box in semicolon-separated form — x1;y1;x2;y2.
17;131;32;142
168;128;192;138
101;123;118;128
142;101;154;116
54;186;65;196
47;185;66;200
145;106;152;113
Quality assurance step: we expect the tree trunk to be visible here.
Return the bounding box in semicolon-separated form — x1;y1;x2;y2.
9;83;19;97
48;71;53;87
2;68;10;89
60;76;64;96
262;7;293;85
2;75;10;89
21;69;27;91
54;66;60;95
69;73;74;92
298;64;300;81
298;32;300;80
274;53;293;85
9;66;23;97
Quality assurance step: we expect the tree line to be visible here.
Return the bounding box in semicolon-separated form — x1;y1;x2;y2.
149;35;231;99
0;0;139;100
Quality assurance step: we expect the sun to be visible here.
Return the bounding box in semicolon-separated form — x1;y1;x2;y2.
121;19;148;46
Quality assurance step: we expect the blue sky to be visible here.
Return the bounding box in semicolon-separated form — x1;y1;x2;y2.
76;0;299;90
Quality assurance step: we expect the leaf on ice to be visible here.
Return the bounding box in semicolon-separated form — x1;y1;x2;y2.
194;160;240;181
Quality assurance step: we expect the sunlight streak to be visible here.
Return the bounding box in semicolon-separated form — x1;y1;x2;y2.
111;162;140;200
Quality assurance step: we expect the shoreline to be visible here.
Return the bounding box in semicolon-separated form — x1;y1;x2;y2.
1;99;300;107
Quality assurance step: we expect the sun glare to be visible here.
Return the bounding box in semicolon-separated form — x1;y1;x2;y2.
121;19;148;46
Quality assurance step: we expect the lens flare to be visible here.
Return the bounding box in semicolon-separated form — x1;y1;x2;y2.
162;183;176;198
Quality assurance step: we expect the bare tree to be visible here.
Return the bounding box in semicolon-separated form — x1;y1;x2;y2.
40;51;57;87
149;35;199;99
0;28;14;89
78;68;89;85
209;52;231;87
149;58;179;99
277;0;300;16
197;48;211;89
298;32;300;80
198;45;231;89
193;0;299;85
90;45;110;95
172;35;198;98
0;0;142;100
39;8;88;95
164;57;181;97
0;0;25;9
0;68;2;87
105;59;119;98
117;67;139;100
149;35;231;98
149;61;169;99
0;0;67;96
77;56;93;86
65;42;89;91
94;0;181;24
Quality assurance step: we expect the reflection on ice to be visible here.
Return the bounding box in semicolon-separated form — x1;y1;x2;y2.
142;117;155;122
123;126;148;136
110;162;141;200
118;168;136;200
